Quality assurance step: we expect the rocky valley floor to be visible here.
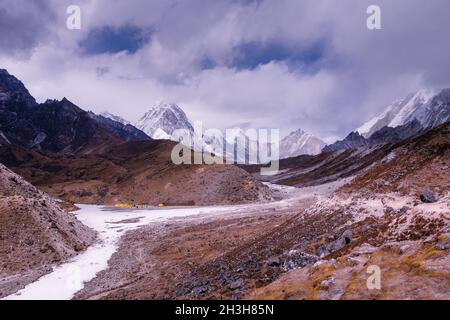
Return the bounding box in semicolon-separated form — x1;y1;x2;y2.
73;183;449;300
2;173;449;300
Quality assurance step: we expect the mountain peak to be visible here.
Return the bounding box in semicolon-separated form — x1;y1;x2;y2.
0;69;36;107
356;88;448;138
280;128;326;158
136;102;194;138
154;101;181;109
290;128;306;136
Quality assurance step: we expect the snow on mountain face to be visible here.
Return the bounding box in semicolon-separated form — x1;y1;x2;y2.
0;130;11;145
204;128;271;164
135;103;277;164
136;102;220;157
280;129;326;158
100;111;130;125
357;89;449;138
88;111;149;142
136;102;194;139
424;88;450;128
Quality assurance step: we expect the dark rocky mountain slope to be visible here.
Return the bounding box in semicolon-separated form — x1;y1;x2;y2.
323;119;424;153
87;111;150;142
0;69;148;154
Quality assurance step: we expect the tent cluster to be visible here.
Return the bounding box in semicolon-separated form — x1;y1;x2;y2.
114;203;161;209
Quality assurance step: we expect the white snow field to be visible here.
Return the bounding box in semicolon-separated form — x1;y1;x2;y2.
3;204;230;300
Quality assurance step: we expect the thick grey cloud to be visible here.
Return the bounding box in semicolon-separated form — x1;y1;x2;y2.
0;0;449;141
0;0;57;57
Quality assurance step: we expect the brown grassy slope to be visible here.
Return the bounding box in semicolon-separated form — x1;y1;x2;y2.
341;121;450;196
245;123;450;300
247;238;450;300
242;145;394;187
0;140;273;206
0;163;96;297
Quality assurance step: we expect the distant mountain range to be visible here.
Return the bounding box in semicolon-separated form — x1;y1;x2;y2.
3;67;448;159
133;103;269;163
280;129;326;158
324;89;450;152
103;102;325;161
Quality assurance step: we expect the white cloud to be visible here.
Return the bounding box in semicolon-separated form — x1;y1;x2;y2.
1;0;449;140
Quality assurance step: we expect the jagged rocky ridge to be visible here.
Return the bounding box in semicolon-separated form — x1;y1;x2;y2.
0;69;148;153
324;89;450;152
323;119;424;152
87;111;150;142
0;69;36;107
357;89;450;137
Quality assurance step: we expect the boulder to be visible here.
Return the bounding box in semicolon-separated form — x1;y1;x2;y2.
399;206;411;214
435;240;450;250
384;207;395;214
229;278;244;290
192;286;209;296
316;230;353;258
420;190;438;203
342;230;353;244
282;250;319;271
320;277;335;290
267;256;281;267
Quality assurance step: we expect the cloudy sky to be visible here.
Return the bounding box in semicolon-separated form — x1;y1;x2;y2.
1;0;449;142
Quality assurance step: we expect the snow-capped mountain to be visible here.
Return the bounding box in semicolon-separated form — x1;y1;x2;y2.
204;128;272;164
280;129;326;159
100;111;131;126
136;102;194;139
324;88;450;152
135;102;277;164
357;89;450;138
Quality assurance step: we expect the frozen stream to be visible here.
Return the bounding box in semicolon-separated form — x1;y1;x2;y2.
3;204;231;300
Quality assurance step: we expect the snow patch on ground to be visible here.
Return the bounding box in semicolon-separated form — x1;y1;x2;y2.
2;204;232;300
381;151;397;164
